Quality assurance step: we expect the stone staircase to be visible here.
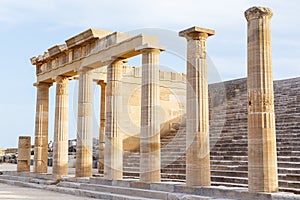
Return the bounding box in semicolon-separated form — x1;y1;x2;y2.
123;77;300;194
0;171;298;200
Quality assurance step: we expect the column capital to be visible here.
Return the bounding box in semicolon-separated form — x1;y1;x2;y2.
135;44;165;53
245;6;273;21
179;26;215;40
96;80;106;86
78;66;93;74
33;82;52;88
110;58;126;66
53;75;70;83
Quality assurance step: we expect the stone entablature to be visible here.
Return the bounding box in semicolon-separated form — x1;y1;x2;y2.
30;28;158;83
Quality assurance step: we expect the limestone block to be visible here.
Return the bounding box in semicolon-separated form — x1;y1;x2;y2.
179;26;214;186
53;76;69;176
33;82;51;173
245;6;278;193
75;68;93;177
17;136;31;172
139;48;162;182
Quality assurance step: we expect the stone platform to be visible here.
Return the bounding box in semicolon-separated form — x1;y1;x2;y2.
0;171;299;200
0;183;95;200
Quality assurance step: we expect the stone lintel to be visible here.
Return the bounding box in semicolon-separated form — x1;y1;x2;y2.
245;6;273;21
179;26;215;38
65;28;111;48
48;44;67;57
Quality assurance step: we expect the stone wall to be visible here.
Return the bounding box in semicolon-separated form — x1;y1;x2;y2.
120;66;186;151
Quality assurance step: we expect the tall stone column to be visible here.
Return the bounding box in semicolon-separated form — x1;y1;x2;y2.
139;47;162;182
104;60;123;180
245;6;278;193
179;26;214;186
76;67;93;177
33;82;51;173
17;136;31;172
53;76;69;176
98;80;106;173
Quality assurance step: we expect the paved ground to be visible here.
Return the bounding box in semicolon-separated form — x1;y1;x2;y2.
0;183;96;199
0;163;17;171
0;164;97;199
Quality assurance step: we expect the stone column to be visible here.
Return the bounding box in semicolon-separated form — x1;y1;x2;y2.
53;76;69;176
17;136;31;172
245;6;278;193
104;60;124;180
139;47;162;182
76;67;93;177
179;26;214;186
98;80;106;173
33;82;51;173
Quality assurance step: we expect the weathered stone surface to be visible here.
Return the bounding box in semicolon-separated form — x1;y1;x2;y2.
33;82;51;173
53;76;69;176
17;136;31;172
104;60;124;180
245;6;278;193
179;26;214;186
76;67;93;177
139;47;163;182
97;80;106;173
123;76;300;194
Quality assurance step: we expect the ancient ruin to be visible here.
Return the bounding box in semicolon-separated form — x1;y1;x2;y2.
245;6;278;192
0;6;299;200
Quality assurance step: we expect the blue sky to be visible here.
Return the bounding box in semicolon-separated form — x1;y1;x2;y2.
0;0;299;148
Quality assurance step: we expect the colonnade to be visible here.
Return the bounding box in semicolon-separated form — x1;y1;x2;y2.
31;6;278;193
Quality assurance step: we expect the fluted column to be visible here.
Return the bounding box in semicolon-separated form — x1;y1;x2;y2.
17;136;31;172
53;76;69;176
104;60;123;180
98;80;106;173
34;82;51;173
179;26;214;186
76;67;93;177
245;6;278;193
139;48;162;182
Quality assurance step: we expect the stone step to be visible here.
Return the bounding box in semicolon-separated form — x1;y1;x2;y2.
2;171;59;181
279;180;300;191
211;176;248;185
278;168;300;175
58;181;170;199
0;178;160;200
278;162;300;168
278;174;300;182
279;187;300;195
212;181;247;188
0;174;58;185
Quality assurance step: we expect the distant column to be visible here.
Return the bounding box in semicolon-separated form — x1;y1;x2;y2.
76;67;93;177
179;26;214;186
98;80;106;173
53;76;69;176
104;60;123;180
245;6;278;192
17;136;31;172
139;47;163;182
34;82;52;173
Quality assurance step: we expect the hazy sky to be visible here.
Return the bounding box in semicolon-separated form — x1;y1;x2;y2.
0;0;299;148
